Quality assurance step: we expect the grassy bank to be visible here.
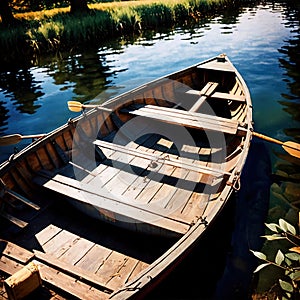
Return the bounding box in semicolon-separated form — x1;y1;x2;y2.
0;0;245;66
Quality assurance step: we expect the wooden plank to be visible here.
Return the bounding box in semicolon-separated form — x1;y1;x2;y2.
81;124;156;185
129;105;238;135
0;211;28;228
75;244;112;273
0;240;34;264
34;174;190;235
98;148;156;197
93;139;223;217
34;260;109;300
126;260;149;283
95;251;136;289
189;82;219;112
145;167;190;208
33;250;113;293
158;149;212;222
212;91;245;102
41;230;78;258
136;104;237;127
167;151;212;221
186;90;245;102
5;189;40;210
180;192;210;220
134;161;177;205
121;145;177;204
35;224;62;246
92;136;160;197
94;140;229;177
151;105;236;128
105;256;140;290
59;237;94;266
0;255;24;276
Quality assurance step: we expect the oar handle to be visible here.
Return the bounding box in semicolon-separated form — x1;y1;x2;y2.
252;132;283;146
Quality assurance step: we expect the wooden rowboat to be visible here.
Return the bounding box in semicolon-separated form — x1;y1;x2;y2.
0;54;252;299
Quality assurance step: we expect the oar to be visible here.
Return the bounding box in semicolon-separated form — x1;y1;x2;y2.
0;134;45;146
252;132;300;159
67;101;111;113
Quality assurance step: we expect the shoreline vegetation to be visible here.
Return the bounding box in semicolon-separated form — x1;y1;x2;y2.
0;0;251;67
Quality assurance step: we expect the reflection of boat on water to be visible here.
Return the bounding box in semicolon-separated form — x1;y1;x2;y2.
0;54;253;299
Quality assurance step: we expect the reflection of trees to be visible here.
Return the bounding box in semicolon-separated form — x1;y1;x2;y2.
272;2;300;206
45;48;114;103
0;69;43;114
219;3;245;25
278;1;300;143
0;101;9;135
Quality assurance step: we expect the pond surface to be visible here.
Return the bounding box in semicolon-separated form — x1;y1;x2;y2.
0;1;299;299
0;2;298;162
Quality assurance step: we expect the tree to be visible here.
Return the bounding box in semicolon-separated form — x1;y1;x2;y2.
0;0;17;26
70;0;89;15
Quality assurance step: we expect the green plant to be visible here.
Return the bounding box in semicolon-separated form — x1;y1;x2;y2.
251;218;300;299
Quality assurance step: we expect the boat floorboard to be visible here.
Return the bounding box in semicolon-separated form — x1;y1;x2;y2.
34;128;226;235
1;199;169;299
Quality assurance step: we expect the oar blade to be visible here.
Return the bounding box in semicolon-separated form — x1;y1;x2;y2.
67;101;83;112
282;141;300;159
0;134;22;146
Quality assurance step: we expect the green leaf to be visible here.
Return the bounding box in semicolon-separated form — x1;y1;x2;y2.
286;224;296;235
286;252;300;261
250;250;267;260
253;263;271;273
279;219;289;232
261;234;285;241
285;257;292;266
275;250;285;265
279;279;293;292
289;271;300;281
279;219;296;235
265;223;279;233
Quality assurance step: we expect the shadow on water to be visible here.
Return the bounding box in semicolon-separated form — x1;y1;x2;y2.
145;141;271;300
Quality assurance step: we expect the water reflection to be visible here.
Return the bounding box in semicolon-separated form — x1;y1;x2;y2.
42;50;116;102
0;101;9;135
253;1;300;296
0;69;43;114
274;0;300;175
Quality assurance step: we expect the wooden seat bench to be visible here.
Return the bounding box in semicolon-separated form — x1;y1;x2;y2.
34;173;191;235
128;104;240;135
93;139;231;178
185;89;246;102
175;81;245;113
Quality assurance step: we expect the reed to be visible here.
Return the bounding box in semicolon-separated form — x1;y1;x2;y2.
0;0;239;63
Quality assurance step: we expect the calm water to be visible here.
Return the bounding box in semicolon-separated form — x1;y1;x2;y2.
0;1;299;299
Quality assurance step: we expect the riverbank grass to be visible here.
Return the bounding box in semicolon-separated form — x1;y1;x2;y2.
1;0;231;61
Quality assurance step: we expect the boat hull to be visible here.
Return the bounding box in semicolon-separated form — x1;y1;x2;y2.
0;54;252;299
